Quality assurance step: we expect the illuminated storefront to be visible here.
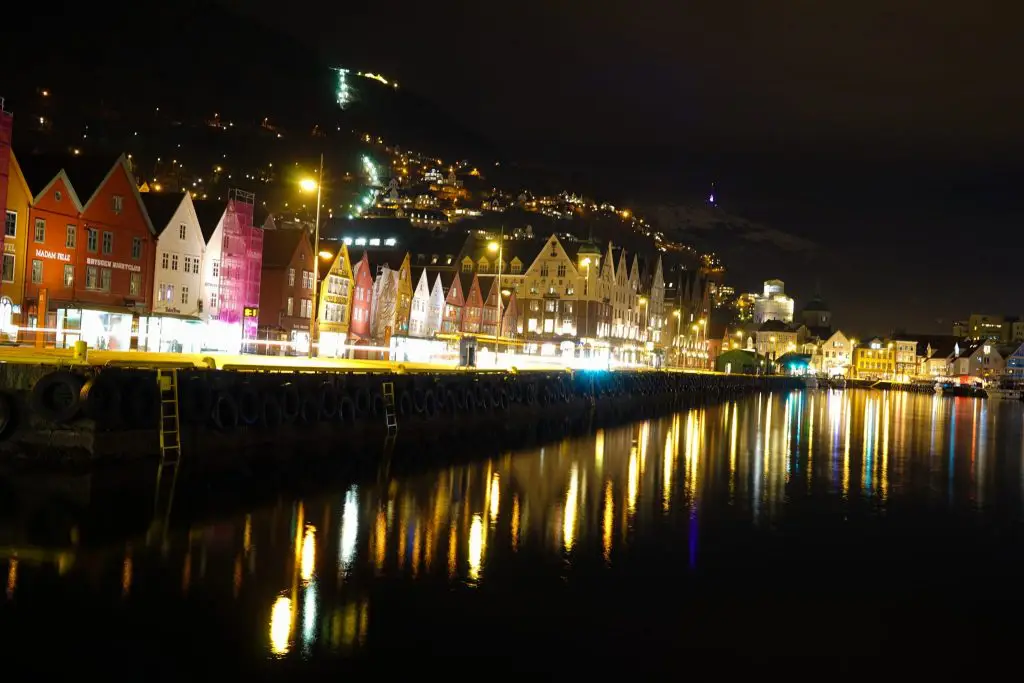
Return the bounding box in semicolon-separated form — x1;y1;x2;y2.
55;306;134;350
139;315;205;353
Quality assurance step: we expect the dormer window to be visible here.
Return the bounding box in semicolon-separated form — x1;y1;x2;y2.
112;195;124;214
54;190;62;202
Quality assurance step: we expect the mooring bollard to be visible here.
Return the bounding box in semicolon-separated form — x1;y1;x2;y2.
73;340;88;362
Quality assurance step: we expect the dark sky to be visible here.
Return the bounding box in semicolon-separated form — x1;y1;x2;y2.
222;0;1024;335
16;1;1024;334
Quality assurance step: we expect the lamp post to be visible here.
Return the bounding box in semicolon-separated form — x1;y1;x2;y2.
300;154;324;359
487;227;504;360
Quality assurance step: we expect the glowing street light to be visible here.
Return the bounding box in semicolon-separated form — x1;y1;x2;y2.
300;158;325;359
318;250;333;260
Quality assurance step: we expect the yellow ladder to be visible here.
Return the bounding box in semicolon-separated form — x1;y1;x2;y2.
153;369;183;520
381;381;398;436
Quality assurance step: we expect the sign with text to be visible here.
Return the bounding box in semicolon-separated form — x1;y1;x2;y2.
243;306;259;318
86;256;141;273
36;249;71;262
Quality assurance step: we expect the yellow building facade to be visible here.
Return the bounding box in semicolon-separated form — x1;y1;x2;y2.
316;243;354;357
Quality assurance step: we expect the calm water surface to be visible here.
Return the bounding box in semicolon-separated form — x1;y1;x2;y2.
4;389;1024;667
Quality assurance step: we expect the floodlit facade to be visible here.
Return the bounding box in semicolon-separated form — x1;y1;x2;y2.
753;279;794;324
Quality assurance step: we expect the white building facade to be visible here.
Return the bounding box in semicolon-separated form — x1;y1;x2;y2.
753;279;795;324
140;193;206;353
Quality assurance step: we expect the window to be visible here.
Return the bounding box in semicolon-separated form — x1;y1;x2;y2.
171;254;178;271
132;237;142;260
300;299;312;318
34;218;45;243
181;286;189;305
557;264;567;277
286;297;294;316
85;265;99;289
178;224;186;240
158;283;174;302
287;268;295;286
327;275;346;295
4;210;16;237
161;252;169;269
212;260;219;278
102;231;113;254
65;224;76;248
510;261;521;274
100;268;111;291
301;270;313;289
210;294;217;310
545;300;556;312
87;228;98;252
129;272;141;296
1;254;14;283
63;265;74;288
111;195;123;214
540;264;549;277
31;259;42;284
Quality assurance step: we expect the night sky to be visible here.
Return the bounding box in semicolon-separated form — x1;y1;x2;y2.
10;1;1024;334
225;0;1024;335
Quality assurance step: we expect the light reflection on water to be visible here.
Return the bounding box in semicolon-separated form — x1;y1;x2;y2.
4;389;1024;661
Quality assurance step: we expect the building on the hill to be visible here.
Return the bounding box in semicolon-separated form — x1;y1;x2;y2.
752;279;794;324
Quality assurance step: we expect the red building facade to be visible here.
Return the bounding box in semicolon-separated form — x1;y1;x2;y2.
23;155;154;349
349;250;373;341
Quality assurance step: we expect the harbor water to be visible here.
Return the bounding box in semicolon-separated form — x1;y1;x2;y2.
3;388;1024;669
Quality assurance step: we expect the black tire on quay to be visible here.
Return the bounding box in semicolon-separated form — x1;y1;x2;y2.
180;375;213;425
261;394;283;431
123;375;160;428
211;391;239;431
0;392;16;441
279;383;300;423
299;393;320;424
398;391;414;417
237;383;261;426
338;395;356;424
354;386;371;416
321;384;340;420
30;370;84;423
80;373;121;425
423;391;438;420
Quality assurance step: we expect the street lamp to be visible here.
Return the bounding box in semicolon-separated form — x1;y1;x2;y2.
300;153;324;359
487;229;504;359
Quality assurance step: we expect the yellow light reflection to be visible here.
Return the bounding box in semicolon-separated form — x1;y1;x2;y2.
564;464;580;552
6;558;16;598
468;513;484;580
729;404;738;497
595;429;605;472
339;486;358;571
243;514;252;553
627;446;639;515
603;481;613;562
489;473;500;522
269;596;293;656
373;511;386;571
511;494;520;552
808;395;815;483
411;521;422;577
662;431;674;512
843;397;852;496
233;555;243;597
300;525;316;583
881;395;890;499
121;553;133;597
447;525;457;578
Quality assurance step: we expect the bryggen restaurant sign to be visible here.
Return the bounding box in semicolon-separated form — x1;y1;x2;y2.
86;257;141;273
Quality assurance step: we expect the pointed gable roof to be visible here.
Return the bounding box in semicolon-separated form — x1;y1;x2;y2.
352;250;373;285
447;271;466;305
262;228;308;269
191;198;228;243
140;191;188;235
463;273;483;303
430;272;447;298
411;266;431;296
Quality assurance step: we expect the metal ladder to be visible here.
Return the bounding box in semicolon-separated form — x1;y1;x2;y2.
381;381;398;437
153;369;183;523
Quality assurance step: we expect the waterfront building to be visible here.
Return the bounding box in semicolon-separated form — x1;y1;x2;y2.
257;228;314;354
752;279;794;324
426;272;448;337
20;153;154;350
755;319;801;364
408;267;432;338
349;250;373;343
197;193;265;353
139;191;207;352
0;152;31;336
948;340;1008;381
440;271;465;334
1003;341;1024;378
316;242;353;357
817;330;854;376
369;252;412;343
